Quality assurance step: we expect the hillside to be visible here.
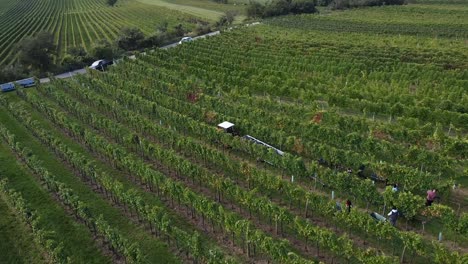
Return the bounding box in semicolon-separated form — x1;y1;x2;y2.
0;0;467;263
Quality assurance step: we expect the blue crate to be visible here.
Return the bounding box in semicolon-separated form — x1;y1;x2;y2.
0;83;15;92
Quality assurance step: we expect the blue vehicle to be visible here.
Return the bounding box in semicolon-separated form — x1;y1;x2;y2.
15;78;36;88
0;83;15;92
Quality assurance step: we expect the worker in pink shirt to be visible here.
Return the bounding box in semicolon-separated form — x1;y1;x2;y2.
426;189;437;206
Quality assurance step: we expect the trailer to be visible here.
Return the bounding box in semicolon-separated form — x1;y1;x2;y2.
217;121;285;162
370;212;387;223
242;135;284;156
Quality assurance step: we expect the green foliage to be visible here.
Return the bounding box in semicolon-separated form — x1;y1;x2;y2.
172;24;186;37
61;46;93;72
1;2;467;263
90;39;115;60
216;11;237;27
394;192;424;221
0;122;142;263
331;0;406;9
432;241;460;264
195;23;213;35
17;31;56;71
316;0;334;6
247;0;317;18
225;10;237;25
156;21;169;33
246;1;265;18
0;180;65;263
290;0;317;14
0;0;200;67
106;0;117;6
0;64;27;83
457;213;468;235
263;0;292;17
115;28;145;51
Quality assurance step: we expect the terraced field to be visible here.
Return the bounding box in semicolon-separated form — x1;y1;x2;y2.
0;0;212;66
1;0;467;263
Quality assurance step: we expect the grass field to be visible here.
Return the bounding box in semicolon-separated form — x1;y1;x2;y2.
136;0;248;22
0;0;467;263
137;0;226;21
0;118;111;263
0;192;46;264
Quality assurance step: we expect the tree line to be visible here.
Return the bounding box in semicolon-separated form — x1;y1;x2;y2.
246;0;406;18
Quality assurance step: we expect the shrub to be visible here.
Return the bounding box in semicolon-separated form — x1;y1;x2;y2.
290;0;317;14
0;64;27;83
17;31;56;71
331;0;406;10
263;0;291;17
247;0;317;18
247;1;266;18
141;34;165;48
216;11;237;27
115;27;145;51
317;0;334;6
195;23;212;35
61;54;85;72
91;39;115;60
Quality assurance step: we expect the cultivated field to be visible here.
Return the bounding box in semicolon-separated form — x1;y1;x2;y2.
0;0;244;66
0;0;467;263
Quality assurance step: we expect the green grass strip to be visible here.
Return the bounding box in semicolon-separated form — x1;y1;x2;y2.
0;187;46;264
0;94;180;264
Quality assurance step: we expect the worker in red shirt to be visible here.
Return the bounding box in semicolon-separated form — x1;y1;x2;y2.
426;189;437;206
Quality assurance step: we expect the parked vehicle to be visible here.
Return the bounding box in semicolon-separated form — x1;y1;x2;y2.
0;83;15;92
16;77;36;88
89;59;113;71
179;37;193;44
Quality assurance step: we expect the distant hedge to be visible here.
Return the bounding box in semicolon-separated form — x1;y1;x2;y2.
247;0;317;18
331;0;406;9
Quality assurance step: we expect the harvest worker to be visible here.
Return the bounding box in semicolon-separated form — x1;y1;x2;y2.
392;184;399;192
387;207;399;226
345;199;352;213
426;189;437;206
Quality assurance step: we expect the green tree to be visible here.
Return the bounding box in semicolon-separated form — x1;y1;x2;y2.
173;24;185;37
215;15;229;28
17;31;56;71
225;10;237;25
61;46;91;71
216;11;236;28
246;1;265;18
115;27;145;51
0;64;26;83
290;0;317;14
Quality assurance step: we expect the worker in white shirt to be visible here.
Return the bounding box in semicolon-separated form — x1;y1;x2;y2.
388;207;399;226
